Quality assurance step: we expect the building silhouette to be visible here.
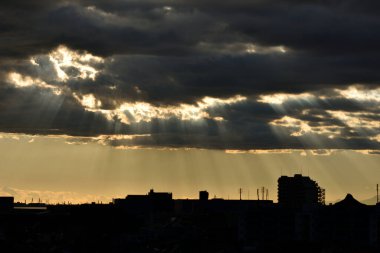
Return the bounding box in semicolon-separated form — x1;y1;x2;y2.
199;190;209;201
0;196;14;212
278;174;325;207
2;176;380;252
113;189;173;212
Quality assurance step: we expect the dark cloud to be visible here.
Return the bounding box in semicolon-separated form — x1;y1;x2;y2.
0;82;379;150
1;1;380;57
0;0;379;150
105;53;380;105
0;84;130;136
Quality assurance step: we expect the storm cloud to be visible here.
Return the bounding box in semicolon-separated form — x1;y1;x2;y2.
0;0;379;150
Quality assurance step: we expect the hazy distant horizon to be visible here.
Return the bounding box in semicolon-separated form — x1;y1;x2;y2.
0;133;378;205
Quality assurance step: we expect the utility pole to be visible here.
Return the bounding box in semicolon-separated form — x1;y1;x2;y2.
377;184;379;204
239;188;243;200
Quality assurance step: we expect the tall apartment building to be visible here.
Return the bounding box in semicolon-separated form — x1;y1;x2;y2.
278;174;325;207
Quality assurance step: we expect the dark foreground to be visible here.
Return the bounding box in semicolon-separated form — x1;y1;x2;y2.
0;196;379;253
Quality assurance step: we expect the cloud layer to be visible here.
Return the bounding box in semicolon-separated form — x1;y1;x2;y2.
0;0;379;150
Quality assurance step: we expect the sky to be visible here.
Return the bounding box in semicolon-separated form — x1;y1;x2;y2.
0;0;379;203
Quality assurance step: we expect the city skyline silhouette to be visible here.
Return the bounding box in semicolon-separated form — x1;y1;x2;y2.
1;174;380;252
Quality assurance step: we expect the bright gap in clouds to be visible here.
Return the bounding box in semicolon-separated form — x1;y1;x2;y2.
48;45;104;81
197;42;288;55
261;87;380;144
257;92;314;105
7;72;62;95
337;86;380;102
80;95;247;124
